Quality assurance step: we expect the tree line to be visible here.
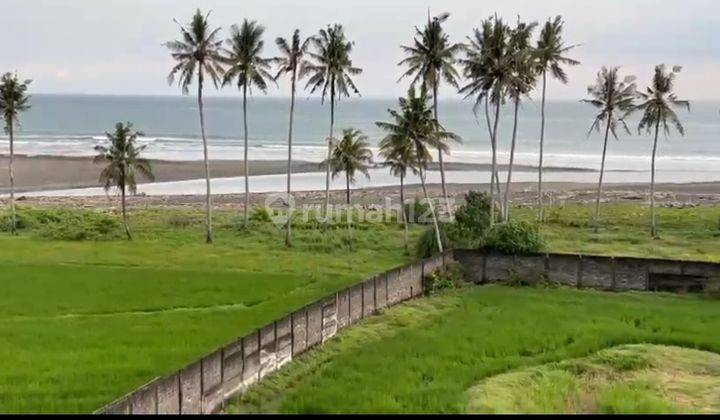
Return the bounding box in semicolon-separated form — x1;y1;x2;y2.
1;9;689;248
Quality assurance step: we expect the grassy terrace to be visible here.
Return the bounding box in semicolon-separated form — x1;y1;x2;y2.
0;202;718;412
230;286;720;414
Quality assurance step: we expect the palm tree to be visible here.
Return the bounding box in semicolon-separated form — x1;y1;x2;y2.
535;16;579;222
635;65;689;237
376;87;460;253
94;122;154;240
399;12;463;216
0;72;31;236
273;29;313;247
166;9;224;243
378;127;416;251
502;19;538;222
304;24;362;223
222;19;275;227
326;128;373;205
460;16;513;225
582;67;636;232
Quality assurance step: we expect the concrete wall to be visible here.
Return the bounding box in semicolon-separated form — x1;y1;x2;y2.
454;250;720;293
97;251;453;415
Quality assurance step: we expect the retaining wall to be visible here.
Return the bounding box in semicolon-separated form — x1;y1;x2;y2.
98;251;454;414
454;250;720;292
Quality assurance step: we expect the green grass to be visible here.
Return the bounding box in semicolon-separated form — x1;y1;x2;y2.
0;207;419;413
515;203;720;262
1;202;719;413
229;285;720;414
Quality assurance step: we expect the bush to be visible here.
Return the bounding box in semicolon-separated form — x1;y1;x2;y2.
250;206;272;223
424;263;463;295
416;224;450;259
484;220;544;255
452;191;492;247
405;198;433;224
1;207;124;241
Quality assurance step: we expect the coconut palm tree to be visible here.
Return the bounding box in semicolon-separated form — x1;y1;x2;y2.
94;122;154;240
166;9;224;243
399;12;463;216
582;67;636;232
635;65;690;238
502;19;539;222
535;16;579;222
326;128;373;205
376;87;460;253
378;127;416;251
273;29;313;247
222;19;275;227
304;24;362;223
460;16;513;225
0;72;31;236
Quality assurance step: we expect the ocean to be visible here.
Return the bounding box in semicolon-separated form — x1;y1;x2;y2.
3;94;720;195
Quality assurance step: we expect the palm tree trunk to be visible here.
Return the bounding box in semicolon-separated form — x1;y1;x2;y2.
323;78;335;225
285;69;297;247
121;182;131;240
400;172;408;252
8;119;16;236
650;119;660;238
420;168;443;254
197;68;213;244
537;71;547;222
345;172;351;205
489;92;502;226
484;96;503;213
503;97;520;222
346;171;353;250
594;114;613;233
243;83;250;227
433;81;451;216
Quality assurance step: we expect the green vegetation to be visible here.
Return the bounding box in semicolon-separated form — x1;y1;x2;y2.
467;344;720;414
229;286;720;414
0;206;419;413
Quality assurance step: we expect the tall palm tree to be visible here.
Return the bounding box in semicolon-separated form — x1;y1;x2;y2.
582;67;636;232
94;122;154;240
502;19;538;222
304;24;362;223
0;72;31;236
166;9;224;243
378;127;416;251
635;65;689;237
399;12;463;216
535;16;579;222
460;16;513;225
273;29;313;247
376;87;460;253
326;128;373;205
222;19;275;227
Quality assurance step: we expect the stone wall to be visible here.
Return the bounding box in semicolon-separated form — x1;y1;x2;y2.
97;251;454;415
454;250;720;292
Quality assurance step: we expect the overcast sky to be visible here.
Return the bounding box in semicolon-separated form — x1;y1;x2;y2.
2;0;719;99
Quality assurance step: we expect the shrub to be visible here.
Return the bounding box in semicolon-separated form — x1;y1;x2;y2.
416;224;450;259
250;206;272;223
167;214;199;228
484;220;544;255
424;263;463;295
405;198;433;224
452;191;492;247
4;207;124;241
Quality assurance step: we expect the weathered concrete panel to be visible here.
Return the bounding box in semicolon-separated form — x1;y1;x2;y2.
409;262;424;297
221;339;243;383
683;261;720;278
202;351;222;393
485;254;514;282
581;257;614;290
180;361;202;414
156;375;180;414
104;397;131;414
259;324;277;379
513;255;547;282
130;385;156;414
241;332;260;386
614;258;649;291
321;296;338;342
386;269;401;305
375;275;388;309
349;284;363;323
336;289;350;330
306;302;323;348
276;316;292;368
362;279;376;317
291;309;307;356
454;250;485;283
423;255;444;277
547;254;580;286
648;259;683;275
